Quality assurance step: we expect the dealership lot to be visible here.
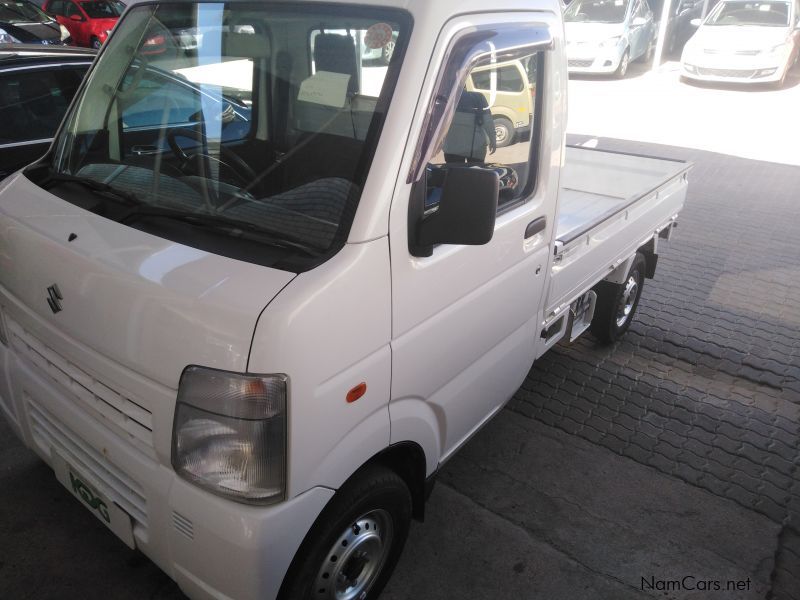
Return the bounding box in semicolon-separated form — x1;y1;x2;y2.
1;66;799;599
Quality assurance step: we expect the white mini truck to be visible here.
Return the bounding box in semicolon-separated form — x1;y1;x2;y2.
0;0;690;598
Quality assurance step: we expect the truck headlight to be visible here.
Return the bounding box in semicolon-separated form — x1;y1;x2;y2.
0;28;21;44
172;366;287;505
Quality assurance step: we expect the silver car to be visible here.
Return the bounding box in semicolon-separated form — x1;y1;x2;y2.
566;0;657;77
681;0;800;87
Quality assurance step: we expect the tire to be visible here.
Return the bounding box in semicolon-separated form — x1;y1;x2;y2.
90;37;102;50
277;465;412;600
381;38;396;65
590;253;646;344
493;116;515;148
615;49;630;79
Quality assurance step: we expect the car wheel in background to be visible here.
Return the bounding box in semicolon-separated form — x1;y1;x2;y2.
493;116;515;148
590;253;646;344
615;49;630;79
91;37;101;50
277;465;412;600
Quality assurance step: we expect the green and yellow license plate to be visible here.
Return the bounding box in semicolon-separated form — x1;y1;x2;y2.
51;450;135;549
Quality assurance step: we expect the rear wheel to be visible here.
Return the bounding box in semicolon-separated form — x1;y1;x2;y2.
278;466;412;600
493;116;515;148
590;253;646;344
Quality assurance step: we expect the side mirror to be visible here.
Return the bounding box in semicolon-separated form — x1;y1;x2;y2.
690;18;702;27
416;167;499;250
70;13;84;21
632;16;648;26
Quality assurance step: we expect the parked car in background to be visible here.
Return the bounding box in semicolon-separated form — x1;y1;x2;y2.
566;0;657;77
465;58;536;147
0;0;71;45
681;0;800;87
0;45;93;179
43;0;124;49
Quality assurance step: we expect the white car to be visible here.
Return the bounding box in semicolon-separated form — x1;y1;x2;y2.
565;0;657;77
681;0;800;87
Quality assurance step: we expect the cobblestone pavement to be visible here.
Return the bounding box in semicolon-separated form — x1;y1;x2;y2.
510;135;800;599
1;140;798;599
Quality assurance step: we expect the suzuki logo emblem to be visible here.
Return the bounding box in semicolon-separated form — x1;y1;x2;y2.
46;284;63;314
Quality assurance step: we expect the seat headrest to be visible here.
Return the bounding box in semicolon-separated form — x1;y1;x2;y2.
313;33;358;95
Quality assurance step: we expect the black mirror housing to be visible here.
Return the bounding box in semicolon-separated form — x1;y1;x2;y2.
416;166;499;250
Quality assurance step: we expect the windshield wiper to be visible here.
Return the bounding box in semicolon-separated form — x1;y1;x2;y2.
120;205;323;256
40;171;143;207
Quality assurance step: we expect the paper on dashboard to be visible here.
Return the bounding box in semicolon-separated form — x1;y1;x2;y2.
298;71;351;108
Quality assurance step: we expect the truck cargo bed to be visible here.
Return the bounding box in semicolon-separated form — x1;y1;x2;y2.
557;146;690;245
546;146;691;316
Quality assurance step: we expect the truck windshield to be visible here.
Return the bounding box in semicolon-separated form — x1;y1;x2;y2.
564;0;632;23
43;2;409;270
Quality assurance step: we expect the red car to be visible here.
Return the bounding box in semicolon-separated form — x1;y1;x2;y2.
43;0;124;49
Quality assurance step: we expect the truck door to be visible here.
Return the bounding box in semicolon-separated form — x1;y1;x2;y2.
389;14;566;464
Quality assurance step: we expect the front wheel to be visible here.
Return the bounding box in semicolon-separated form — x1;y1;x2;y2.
90;37;102;50
278;466;412;600
590;253;646;344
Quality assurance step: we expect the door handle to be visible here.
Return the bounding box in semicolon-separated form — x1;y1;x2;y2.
525;217;547;239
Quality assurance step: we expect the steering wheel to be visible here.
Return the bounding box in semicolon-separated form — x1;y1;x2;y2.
166;127;258;187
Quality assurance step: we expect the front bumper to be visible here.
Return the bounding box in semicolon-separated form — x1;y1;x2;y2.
567;45;624;74
681;54;790;84
0;297;332;600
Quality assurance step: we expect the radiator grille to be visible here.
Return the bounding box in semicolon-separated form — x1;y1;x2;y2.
8;319;154;450
696;67;758;78
568;59;594;68
28;399;148;529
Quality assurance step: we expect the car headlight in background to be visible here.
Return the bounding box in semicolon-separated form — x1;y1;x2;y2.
0;28;21;44
172;366;287;505
59;24;70;41
760;42;788;55
601;36;622;48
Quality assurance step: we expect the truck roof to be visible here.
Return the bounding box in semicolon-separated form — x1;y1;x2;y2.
121;0;563;17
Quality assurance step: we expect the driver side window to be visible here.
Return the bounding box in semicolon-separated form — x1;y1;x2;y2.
426;51;543;211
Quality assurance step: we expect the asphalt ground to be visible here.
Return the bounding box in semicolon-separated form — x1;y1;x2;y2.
2;70;800;598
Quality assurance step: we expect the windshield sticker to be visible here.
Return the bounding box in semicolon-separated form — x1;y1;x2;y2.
364;22;393;49
298;71;351;108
